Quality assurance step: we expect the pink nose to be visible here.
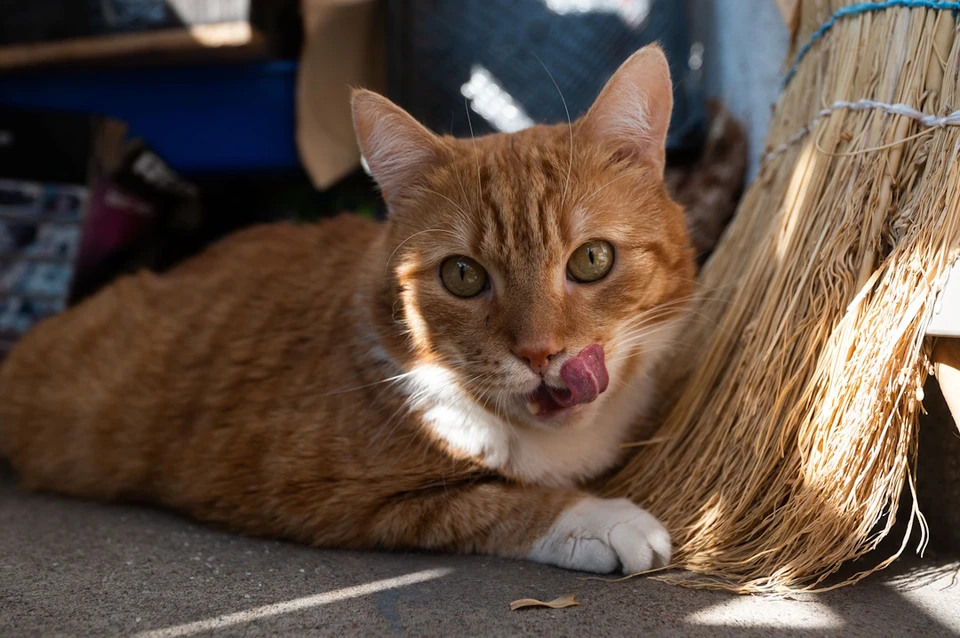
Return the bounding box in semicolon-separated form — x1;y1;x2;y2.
513;341;562;375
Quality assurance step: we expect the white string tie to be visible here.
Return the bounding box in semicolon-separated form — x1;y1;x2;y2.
762;99;960;166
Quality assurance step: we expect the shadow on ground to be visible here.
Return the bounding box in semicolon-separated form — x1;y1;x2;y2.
1;466;957;637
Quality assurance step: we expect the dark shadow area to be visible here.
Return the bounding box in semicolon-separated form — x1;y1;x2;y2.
917;377;960;550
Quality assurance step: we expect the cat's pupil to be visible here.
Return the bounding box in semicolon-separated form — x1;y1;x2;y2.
458;262;466;280
588;248;595;264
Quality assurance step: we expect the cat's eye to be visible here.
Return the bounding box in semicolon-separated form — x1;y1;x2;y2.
567;240;615;283
440;256;488;298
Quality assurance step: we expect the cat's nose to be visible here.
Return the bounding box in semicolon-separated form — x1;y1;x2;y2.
513;341;562;376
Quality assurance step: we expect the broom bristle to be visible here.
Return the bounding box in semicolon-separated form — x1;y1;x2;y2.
604;0;960;593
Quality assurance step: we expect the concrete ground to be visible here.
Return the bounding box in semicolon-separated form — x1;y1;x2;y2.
2;468;958;637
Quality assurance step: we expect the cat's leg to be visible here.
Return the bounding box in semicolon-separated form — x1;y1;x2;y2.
371;482;671;574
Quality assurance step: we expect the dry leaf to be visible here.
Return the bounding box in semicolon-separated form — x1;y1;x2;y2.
509;593;579;611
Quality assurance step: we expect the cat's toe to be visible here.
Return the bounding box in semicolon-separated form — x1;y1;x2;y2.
528;496;672;574
609;507;671;574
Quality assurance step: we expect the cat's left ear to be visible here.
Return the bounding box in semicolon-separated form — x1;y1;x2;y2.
351;89;448;201
578;44;673;175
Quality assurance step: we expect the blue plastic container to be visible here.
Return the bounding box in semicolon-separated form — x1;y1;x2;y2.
0;61;300;175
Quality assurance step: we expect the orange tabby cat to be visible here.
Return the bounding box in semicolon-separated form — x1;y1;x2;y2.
0;45;694;574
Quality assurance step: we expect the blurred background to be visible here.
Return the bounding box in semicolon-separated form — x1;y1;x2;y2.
0;0;788;356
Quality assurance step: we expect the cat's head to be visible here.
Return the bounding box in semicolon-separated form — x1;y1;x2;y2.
353;45;695;431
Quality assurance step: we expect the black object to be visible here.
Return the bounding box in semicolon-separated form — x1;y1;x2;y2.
0;1;250;45
0;109;94;184
0;108;102;353
0;0;302;58
387;0;705;152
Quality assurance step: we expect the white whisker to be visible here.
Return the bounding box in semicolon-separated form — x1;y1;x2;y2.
318;371;416;397
386;227;457;271
534;53;573;213
464;98;483;210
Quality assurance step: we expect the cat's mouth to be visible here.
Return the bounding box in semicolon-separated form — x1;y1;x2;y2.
523;344;609;419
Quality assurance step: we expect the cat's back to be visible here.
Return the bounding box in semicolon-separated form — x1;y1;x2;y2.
0;214;383;496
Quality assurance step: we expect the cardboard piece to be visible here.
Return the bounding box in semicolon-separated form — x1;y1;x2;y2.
296;0;384;190
775;0;801;43
933;339;960;432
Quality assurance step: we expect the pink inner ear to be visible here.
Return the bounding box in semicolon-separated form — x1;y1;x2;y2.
351;90;444;198
579;46;673;173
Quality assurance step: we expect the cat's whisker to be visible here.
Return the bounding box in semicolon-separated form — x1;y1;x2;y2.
475;383;499;422
608;320;689;348
609;334;689;357
622;293;709;318
610;332;675;352
614;301;688;328
386;227;458;271
616;307;686;331
607;345;686;369
450;152;472;218
318;371;417;397
608;316;686;347
583;173;630;204
609;344;686;367
611;318;686;344
420;189;471;222
457;372;515;430
611;298;728;339
610;328;689;349
534;53;574;213
609;326;689;349
607;336;689;366
464;97;483;209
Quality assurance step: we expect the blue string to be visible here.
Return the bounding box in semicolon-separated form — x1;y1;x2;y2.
781;0;960;90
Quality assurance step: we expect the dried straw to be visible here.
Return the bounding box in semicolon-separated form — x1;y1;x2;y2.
604;0;960;593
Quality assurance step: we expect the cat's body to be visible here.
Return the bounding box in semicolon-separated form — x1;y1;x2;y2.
0;46;695;573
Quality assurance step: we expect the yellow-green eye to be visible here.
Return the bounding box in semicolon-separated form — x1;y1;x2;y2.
440;256;488;297
567;240;614;283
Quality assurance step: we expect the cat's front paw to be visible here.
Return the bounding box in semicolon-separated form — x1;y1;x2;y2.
528;497;671;574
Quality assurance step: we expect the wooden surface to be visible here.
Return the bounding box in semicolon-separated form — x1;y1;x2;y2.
775;0;801;41
933;338;960;432
0;22;266;71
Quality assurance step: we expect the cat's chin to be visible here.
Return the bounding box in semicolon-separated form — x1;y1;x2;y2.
521;403;586;429
514;384;594;429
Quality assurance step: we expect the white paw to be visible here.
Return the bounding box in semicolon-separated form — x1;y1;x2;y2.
528;497;671;574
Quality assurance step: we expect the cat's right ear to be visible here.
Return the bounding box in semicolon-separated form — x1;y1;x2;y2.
351;89;447;200
578;45;673;175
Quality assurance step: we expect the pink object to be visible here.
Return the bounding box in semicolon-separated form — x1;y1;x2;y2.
525;344;610;417
548;344;609;408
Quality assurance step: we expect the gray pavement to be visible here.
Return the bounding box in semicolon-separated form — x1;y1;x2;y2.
2;467;959;637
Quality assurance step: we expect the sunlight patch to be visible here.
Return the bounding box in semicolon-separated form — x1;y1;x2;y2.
541;0;651;28
461;66;535;133
135;568;453;637
686;597;843;630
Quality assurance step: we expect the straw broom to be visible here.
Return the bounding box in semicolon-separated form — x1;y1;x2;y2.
603;0;960;593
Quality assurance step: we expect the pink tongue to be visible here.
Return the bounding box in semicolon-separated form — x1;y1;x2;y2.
551;344;609;408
